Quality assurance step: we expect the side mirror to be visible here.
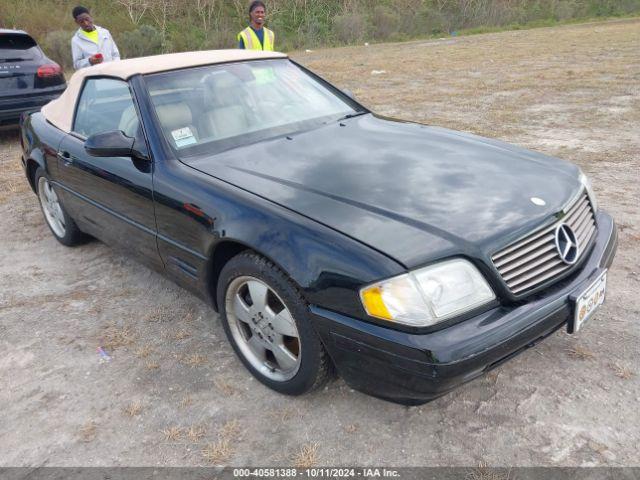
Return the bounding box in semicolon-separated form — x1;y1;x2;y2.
343;89;357;101
85;130;135;157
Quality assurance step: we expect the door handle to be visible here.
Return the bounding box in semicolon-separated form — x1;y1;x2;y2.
57;151;73;166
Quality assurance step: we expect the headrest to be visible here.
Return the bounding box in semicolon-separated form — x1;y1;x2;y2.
203;72;245;108
155;103;193;131
205;71;243;90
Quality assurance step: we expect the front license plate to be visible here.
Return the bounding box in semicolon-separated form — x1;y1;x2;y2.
569;270;607;334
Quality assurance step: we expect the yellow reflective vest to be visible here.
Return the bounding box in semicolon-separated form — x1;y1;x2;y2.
237;26;275;51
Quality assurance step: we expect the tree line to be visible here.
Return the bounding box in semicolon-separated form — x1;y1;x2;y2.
1;0;638;70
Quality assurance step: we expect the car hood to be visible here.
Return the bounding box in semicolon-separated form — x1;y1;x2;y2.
186;114;581;268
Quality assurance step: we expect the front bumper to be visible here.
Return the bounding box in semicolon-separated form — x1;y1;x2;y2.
310;211;618;405
0;89;65;125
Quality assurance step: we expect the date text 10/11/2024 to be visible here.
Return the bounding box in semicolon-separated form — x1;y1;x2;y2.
232;468;401;478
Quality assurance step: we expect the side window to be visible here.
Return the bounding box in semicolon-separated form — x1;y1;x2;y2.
73;78;140;139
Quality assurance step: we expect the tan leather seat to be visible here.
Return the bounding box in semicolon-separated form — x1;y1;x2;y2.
199;73;251;140
155;103;199;147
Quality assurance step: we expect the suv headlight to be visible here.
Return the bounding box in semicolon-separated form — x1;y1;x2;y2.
579;170;598;212
360;259;495;327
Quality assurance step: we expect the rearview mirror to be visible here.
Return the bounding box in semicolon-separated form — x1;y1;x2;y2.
85;130;135;157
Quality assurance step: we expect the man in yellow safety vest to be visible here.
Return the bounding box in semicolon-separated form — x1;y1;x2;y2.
237;1;275;51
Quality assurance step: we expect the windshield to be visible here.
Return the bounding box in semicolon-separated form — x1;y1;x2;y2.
144;59;362;156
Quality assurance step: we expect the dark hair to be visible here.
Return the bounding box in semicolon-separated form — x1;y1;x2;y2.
249;1;266;14
72;6;90;19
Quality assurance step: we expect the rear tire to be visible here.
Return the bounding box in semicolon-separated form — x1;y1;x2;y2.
35;168;88;246
217;251;333;396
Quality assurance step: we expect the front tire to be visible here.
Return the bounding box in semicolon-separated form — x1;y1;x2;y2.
217;251;333;396
35;168;88;246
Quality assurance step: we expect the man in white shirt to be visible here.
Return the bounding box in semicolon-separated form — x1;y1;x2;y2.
71;5;120;70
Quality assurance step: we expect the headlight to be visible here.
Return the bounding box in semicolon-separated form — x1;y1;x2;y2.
360;259;495;327
579;170;598;212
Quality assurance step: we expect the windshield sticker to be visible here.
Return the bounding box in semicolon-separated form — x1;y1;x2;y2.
171;127;197;148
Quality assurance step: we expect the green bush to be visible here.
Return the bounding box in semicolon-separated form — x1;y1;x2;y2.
167;26;206;53
584;0;640;16
119;25;163;59
201;28;237;50
292;22;320;49
555;1;577;20
41;30;74;71
332;12;369;44
371;6;401;41
419;6;450;35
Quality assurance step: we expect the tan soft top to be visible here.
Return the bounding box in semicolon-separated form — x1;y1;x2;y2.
42;49;287;133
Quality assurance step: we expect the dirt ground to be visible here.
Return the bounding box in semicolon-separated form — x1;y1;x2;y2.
1;19;639;467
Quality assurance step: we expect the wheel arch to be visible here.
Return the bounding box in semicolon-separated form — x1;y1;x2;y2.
205;239;306;312
206;240;250;311
25;153;46;194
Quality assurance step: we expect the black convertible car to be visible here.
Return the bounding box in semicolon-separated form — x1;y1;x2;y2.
20;50;617;404
1;29;66;126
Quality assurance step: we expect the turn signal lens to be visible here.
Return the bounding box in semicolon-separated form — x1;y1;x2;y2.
360;274;431;326
360;287;392;320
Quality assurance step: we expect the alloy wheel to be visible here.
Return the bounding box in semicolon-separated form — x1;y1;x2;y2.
38;176;66;238
225;276;302;382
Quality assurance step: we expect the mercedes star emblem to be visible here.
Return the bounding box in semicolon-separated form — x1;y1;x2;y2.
555;223;579;265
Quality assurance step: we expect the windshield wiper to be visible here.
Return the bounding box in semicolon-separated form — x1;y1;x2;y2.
336;111;368;122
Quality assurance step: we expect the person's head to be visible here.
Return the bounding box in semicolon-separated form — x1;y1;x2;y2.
72;6;95;32
249;1;266;28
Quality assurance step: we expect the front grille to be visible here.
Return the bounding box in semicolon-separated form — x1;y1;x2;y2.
492;191;596;296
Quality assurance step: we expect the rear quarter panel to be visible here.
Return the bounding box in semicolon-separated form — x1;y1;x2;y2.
21;112;66;189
